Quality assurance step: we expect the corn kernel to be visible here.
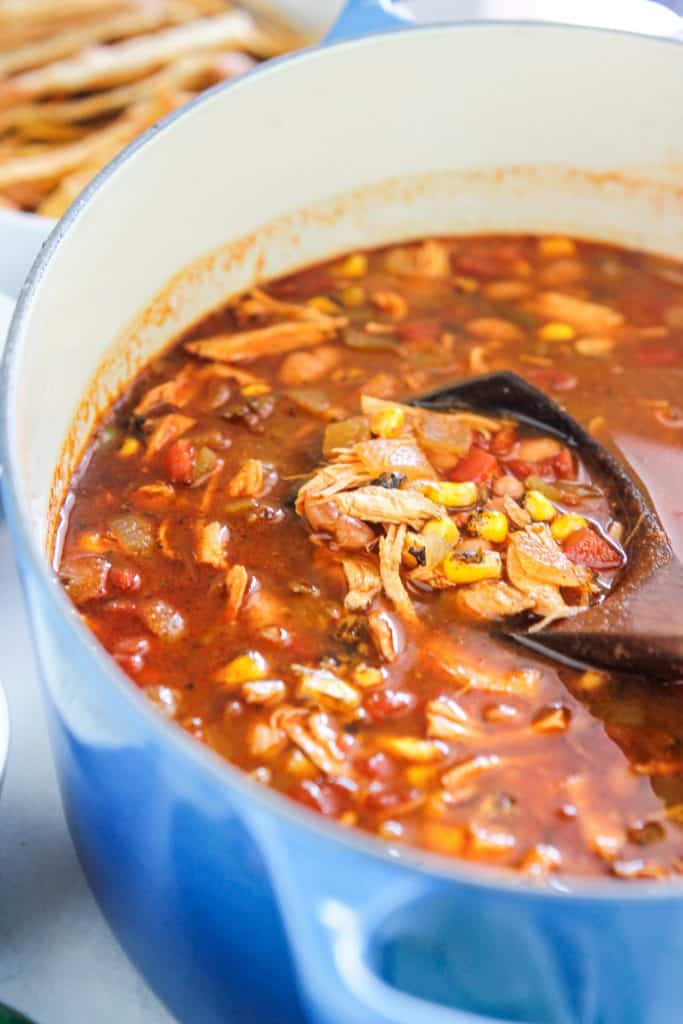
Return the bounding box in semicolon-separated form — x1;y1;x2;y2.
241;383;271;397
578;670;608;692
524;490;556;522
422;517;460;545
539;236;576;258
454;276;478;293
423;480;478;508
442;550;502;584
551;513;587;541
538;321;576;343
215;651;268;687
351;664;385;688
421;821;466;856
306;295;340;316
339;811;358;827
371;405;405;438
118;437;140;457
339;285;365;308
475;509;509;544
406;764;440;787
337;253;367;278
78;531;109;553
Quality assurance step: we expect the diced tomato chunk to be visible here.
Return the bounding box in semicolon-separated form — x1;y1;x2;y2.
365;688;418;721
355;751;396;781
551;447;576;481
637;344;680;367
289;779;345;817
491;425;517;455
397;318;442;344
449;448;500;483
505;458;535;481
563;527;623;570
165;438;195;484
109;566;142;592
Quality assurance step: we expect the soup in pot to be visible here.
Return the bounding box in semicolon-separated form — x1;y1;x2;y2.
56;234;683;878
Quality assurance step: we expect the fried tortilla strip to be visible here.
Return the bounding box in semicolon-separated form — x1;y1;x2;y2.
333;485;441;528
143;412;195;458
0;1;133;26
531;292;624;334
0;2;199;77
341;556;382;612
0;95;164;189
378;524;417;623
187;318;346;363
0;51;251;134
0;11;285;109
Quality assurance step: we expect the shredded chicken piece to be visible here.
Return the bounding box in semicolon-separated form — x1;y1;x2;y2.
235;288;337;323
341;556;382;611
465;317;525;343
457;580;535;621
248;718;287;758
420;632;540;697
368;607;404;662
186;318;346;363
228;458;264;498
378;524;418;623
442;754;502;794
507;523;586;588
225;564;249;622
279;345;341;386
506;543;574;623
371;290;408;320
426;696;474;741
134;363;198;415
293;665;361;713
333;485;441;528
274;708;350;777
245;587;290;631
296;463;372;512
242;679;287;705
501;493;531;527
531;291;624;334
194;520;229;569
143;412;195;458
414;239;451;277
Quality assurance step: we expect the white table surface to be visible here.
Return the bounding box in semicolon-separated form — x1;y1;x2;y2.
0;524;175;1024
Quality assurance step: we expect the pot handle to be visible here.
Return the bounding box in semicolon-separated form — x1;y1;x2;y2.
327;0;683;43
327;0;413;41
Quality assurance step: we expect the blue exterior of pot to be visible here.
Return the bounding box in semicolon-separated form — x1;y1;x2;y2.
4;3;683;1023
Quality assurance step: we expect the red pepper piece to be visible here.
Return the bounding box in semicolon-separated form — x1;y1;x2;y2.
637;344;680;367
449;448;500;483
563;527;623;570
165;438;195;484
397;318;442;344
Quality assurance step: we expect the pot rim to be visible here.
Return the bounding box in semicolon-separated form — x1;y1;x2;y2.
4;19;683;902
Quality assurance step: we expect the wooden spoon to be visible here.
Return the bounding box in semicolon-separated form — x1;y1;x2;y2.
411;371;683;681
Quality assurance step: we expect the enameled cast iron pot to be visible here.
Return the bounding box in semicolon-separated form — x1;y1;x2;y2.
3;3;683;1022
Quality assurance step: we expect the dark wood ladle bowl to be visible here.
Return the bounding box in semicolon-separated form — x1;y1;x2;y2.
411;372;683;682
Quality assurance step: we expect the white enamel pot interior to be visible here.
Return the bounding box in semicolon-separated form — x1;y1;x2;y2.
0;0;345;299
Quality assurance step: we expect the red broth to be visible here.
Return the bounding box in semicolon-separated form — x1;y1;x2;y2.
56;235;683;878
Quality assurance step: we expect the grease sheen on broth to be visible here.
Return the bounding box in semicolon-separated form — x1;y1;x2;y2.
57;235;683;879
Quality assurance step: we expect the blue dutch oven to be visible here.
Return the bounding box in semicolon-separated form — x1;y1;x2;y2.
3;2;683;1022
